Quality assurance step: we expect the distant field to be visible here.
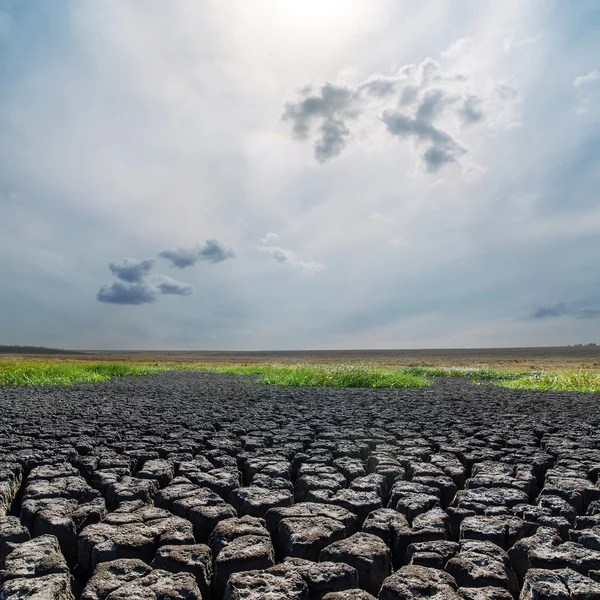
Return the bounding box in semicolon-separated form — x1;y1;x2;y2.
3;345;600;371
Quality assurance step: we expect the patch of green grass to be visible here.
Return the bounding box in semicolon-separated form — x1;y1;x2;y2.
402;365;519;380
194;363;431;388
0;360;162;387
495;370;600;392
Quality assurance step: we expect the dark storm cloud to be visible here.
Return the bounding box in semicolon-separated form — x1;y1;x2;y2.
108;258;155;282
159;239;235;268
97;281;158;305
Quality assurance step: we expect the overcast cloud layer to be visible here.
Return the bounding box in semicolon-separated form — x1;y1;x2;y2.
1;0;599;349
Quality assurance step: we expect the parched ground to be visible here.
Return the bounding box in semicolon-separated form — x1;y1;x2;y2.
1;371;600;599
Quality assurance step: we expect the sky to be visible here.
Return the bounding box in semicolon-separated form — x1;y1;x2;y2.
0;0;599;350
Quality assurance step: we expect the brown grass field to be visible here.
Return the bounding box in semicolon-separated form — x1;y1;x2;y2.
2;346;600;371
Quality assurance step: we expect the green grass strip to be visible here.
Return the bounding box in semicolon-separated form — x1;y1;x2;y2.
402;366;519;380
494;370;600;392
0;360;162;387
194;363;431;388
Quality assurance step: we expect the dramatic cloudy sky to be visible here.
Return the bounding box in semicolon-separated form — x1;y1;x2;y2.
1;0;599;350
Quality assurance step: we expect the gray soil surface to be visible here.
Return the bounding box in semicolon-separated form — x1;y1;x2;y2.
1;371;600;599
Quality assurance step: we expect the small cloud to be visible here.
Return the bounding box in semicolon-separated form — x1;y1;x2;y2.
259;239;325;274
530;302;568;319
504;34;541;52
422;145;459;172
98;258;193;305
441;37;475;59
109;258;155;283
380;109;466;172
198;239;235;263
457;95;484;125
281;82;356;161
260;232;280;244
577;307;600;319
97;281;158;305
154;275;193;296
573;70;599;88
390;235;409;247
159;239;235;268
369;211;390;222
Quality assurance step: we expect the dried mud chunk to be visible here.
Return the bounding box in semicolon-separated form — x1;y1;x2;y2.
151;544;212;600
411;507;450;544
105;476;159;509
378;565;460;600
445;550;518;596
349;474;387;498
188;468;242;500
278;516;348;561
135;459;175;488
520;567;600;600
296;473;346;502
511;503;571;538
209;516;270;556
0;572;75;600
102;569;201;599
405;541;459;568
249;474;293;492
326;489;382;526
0;515;30;561
265;502;357;536
0;463;23;517
279;557;359;600
320;532;392;595
508;527;600;581
539;495;578;524
361;508;411;567
81;559;152;600
542;473;600;512
223;567;309;600
459;515;532;550
456;488;529;513
0;534;69;582
187;503;238;542
153;479;202;512
78;503;195;574
333;457;366;482
457;587;513;600
214;535;276;598
412;475;458;507
229;486;293;518
322;591;376;600
569;526;600;551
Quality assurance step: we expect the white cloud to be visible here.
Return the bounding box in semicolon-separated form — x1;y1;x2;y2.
258;239;325;274
441;37;475;59
573;70;599;88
